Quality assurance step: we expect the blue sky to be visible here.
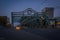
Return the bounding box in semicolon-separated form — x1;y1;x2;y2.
0;0;60;23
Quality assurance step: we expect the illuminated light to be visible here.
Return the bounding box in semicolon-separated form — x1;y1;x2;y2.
16;26;21;30
57;22;60;24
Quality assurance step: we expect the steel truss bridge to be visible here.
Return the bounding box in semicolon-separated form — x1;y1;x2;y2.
11;8;56;28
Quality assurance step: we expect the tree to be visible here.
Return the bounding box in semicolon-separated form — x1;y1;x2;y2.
41;13;50;28
19;12;50;29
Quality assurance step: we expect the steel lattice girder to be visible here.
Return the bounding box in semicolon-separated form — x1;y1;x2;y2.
20;13;50;27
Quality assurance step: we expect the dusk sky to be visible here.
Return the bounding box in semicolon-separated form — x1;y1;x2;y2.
0;0;60;23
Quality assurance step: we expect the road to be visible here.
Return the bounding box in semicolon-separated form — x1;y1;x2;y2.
0;26;47;40
0;26;60;40
23;28;60;40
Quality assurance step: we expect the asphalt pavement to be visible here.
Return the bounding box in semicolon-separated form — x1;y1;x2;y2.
0;26;60;40
0;26;47;40
23;28;60;40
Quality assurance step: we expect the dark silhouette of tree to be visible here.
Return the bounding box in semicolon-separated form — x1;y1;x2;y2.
19;12;50;29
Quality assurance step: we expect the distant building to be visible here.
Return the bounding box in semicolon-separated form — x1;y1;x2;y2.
0;16;7;26
54;17;60;28
42;7;54;19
